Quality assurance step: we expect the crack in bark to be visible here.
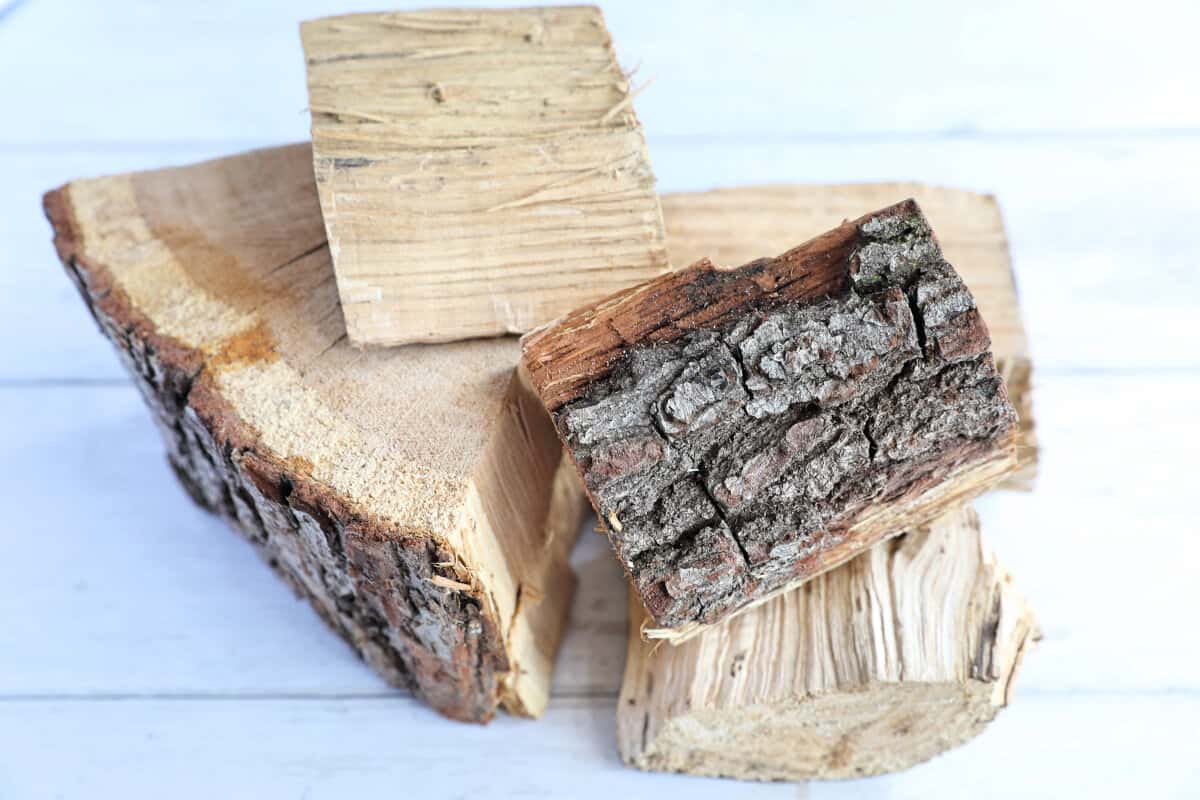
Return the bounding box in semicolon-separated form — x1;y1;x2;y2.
692;459;753;570
905;286;928;354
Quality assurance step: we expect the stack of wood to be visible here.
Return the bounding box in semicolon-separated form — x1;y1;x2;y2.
44;5;1037;782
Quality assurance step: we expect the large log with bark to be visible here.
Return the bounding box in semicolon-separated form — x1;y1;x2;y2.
301;7;668;346
43;143;587;723
523;200;1019;640
618;505;1038;781
661;184;1037;489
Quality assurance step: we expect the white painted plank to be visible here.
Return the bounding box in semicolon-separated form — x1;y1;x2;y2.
973;374;1200;694
2;375;1196;699
1;1;1198;145
1;693;1197;799
5;136;1200;381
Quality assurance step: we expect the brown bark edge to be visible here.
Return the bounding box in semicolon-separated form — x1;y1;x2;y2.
45;187;509;723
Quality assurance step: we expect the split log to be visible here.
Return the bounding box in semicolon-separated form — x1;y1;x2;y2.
523;200;1019;640
618;505;1038;781
661;184;1037;489
43;143;586;723
301;7;668;346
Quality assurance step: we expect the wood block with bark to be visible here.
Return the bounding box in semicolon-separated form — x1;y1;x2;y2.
43;143;586;723
661;183;1037;489
618;505;1038;781
301;7;668;346
522;200;1019;640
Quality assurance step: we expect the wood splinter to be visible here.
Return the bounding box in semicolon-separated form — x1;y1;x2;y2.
522;200;1019;641
618;505;1039;781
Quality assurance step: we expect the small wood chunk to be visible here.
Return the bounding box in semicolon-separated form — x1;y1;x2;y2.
522;200;1019;639
618;505;1039;781
43;144;586;722
661;183;1038;489
301;7;668;346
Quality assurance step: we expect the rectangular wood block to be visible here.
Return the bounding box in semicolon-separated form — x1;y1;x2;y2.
618;505;1038;781
661;184;1037;489
522;200;1020;639
43;144;586;723
301;7;668;346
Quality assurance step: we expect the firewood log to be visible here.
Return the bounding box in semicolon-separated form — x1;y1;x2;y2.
301;7;668;346
43;144;586;722
523;200;1019;640
618;505;1038;781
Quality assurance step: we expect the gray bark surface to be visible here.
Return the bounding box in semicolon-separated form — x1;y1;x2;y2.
548;202;1017;628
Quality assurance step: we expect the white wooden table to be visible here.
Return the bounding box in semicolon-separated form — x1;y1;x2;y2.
1;1;1198;797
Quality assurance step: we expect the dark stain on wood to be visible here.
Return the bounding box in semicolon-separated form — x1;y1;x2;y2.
208;320;280;371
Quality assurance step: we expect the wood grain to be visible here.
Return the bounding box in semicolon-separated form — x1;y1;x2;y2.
301;7;668;346
619;505;1038;781
42;143;586;722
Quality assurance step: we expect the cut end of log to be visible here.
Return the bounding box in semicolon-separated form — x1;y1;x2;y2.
626;682;1000;781
618;506;1038;781
523;200;1020;636
43;143;586;723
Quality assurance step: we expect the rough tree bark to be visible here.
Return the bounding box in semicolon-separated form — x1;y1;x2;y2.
523;200;1019;640
43;143;586;723
618;505;1038;781
660;184;1037;489
302;7;668;346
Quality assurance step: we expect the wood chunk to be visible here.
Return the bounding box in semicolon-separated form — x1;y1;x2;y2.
522;200;1019;639
618;505;1039;781
301;7;668;346
661;184;1037;489
43;143;586;723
